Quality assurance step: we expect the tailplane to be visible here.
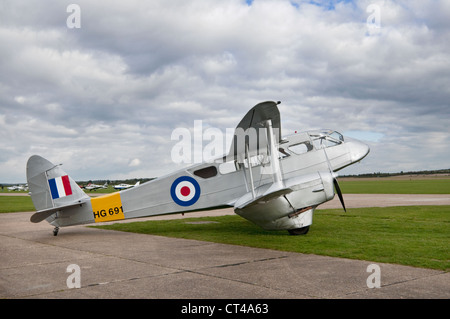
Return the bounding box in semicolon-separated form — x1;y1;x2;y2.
26;155;89;223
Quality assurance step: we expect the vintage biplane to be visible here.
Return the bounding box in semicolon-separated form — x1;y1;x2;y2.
27;101;369;236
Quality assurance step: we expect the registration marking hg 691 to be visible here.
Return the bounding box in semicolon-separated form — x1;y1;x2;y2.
91;192;125;222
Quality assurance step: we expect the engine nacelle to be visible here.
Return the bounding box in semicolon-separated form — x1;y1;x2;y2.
234;171;336;231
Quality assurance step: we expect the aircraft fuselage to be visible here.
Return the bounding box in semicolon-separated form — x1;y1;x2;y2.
46;129;369;230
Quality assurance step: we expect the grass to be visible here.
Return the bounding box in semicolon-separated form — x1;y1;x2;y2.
0;196;35;213
339;179;450;194
95;205;450;271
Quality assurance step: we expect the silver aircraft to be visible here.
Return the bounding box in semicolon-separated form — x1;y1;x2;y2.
84;182;108;191
27;101;369;236
113;181;140;190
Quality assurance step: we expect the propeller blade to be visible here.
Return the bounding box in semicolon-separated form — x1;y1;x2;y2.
323;145;346;212
333;178;346;212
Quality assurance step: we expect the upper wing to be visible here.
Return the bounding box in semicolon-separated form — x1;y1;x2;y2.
225;101;282;162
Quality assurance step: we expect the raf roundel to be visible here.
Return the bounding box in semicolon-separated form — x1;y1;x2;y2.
170;176;201;206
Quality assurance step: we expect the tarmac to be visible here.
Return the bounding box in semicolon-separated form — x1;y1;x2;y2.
0;194;449;300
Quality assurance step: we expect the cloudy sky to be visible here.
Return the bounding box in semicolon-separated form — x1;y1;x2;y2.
1;0;449;183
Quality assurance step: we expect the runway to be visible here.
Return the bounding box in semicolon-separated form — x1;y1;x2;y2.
0;194;449;299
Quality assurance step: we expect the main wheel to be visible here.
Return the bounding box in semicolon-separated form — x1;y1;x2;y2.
288;226;310;235
53;227;59;236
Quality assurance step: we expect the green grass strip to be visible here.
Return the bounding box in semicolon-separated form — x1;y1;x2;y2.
0;196;35;213
339;179;450;194
95;205;450;271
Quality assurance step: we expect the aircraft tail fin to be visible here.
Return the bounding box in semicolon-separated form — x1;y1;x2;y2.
26;155;90;220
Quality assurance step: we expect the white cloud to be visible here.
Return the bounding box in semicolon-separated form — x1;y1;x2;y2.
0;0;449;182
129;158;141;167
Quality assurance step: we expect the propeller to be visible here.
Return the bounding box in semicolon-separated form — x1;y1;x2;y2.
322;142;346;212
333;177;346;212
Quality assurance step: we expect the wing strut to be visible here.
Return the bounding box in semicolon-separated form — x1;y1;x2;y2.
265;119;284;189
245;143;256;199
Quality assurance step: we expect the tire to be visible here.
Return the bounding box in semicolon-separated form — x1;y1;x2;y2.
288;226;310;235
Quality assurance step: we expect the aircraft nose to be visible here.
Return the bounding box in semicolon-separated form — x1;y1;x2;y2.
348;139;370;163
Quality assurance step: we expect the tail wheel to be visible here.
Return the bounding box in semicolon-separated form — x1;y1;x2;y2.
288;226;310;235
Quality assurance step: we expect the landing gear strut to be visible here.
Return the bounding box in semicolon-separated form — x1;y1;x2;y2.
288;226;310;235
53;227;59;236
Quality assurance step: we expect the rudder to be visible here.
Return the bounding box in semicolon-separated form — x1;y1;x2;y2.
26;155;89;221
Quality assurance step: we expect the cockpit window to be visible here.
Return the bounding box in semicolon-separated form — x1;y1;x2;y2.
329;131;344;142
309;130;343;149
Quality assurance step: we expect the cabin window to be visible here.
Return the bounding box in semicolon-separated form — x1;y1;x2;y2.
243;154;267;168
288;142;314;155
219;160;239;174
193;166;218;179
